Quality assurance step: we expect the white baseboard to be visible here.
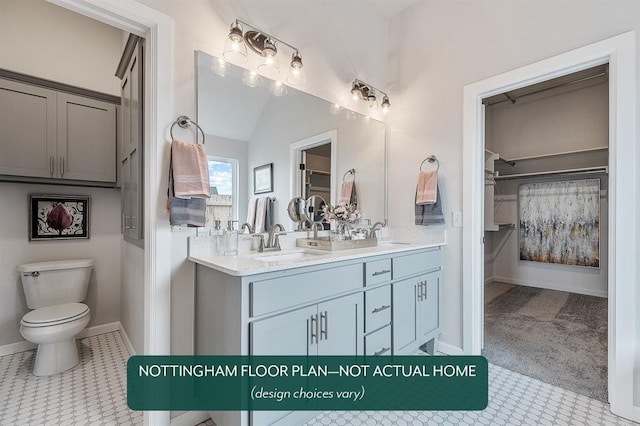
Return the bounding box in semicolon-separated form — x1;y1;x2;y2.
0;340;37;357
78;321;120;339
117;323;136;355
484;276;494;285
493;276;607;298
436;341;465;355
0;321;122;357
170;410;210;426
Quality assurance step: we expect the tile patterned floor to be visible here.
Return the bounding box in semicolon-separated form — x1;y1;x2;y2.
198;362;638;426
0;331;141;426
303;364;637;426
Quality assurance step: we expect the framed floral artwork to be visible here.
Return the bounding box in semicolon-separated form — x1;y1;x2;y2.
29;195;90;240
253;163;273;194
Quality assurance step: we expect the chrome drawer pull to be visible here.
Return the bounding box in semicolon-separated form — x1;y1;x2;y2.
310;314;318;344
374;346;390;356
320;311;328;340
371;304;391;314
372;269;391;277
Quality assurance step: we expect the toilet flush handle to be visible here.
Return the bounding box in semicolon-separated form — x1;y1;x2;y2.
30;271;39;277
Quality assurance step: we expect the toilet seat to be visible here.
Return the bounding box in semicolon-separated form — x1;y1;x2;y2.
21;303;89;328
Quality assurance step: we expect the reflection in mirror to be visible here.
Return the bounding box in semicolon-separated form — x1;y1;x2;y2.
305;195;327;223
196;50;386;231
287;196;308;226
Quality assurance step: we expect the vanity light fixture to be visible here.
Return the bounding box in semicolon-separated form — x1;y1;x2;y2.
351;79;391;114
223;19;305;86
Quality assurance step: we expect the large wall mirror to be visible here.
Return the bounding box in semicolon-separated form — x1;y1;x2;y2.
195;50;386;230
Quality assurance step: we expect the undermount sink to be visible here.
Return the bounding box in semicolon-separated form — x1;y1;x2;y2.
250;250;325;263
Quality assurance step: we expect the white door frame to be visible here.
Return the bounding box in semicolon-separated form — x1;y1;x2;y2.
462;32;637;421
289;130;338;218
48;1;173;425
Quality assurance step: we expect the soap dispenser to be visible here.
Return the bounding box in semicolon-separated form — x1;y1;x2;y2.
213;219;224;255
224;220;239;255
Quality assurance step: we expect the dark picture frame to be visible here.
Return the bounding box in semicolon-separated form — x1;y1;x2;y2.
29;195;90;241
253;163;273;194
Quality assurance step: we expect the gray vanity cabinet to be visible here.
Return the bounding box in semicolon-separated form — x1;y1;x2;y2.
392;271;441;354
194;245;442;426
0;77;116;182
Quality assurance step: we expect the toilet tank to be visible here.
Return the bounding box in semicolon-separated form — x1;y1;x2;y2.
18;259;94;309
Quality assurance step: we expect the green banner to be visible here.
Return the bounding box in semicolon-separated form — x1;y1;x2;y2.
127;355;487;411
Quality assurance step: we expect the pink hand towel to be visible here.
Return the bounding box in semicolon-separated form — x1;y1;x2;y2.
171;139;211;199
338;181;354;204
416;170;438;205
246;198;258;230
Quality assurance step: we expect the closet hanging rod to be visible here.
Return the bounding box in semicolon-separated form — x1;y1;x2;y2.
496;156;516;167
484;70;608;106
494;166;608;181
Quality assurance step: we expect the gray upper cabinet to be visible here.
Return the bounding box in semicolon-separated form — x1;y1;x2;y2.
0;79;57;178
57;93;116;182
0;76;117;183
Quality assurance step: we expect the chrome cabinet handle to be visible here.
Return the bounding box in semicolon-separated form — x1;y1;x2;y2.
320;311;328;340
59;157;65;177
417;282;422;302
423;281;428;300
374;346;390;356
310;314;318;344
372;269;391;277
50;156;54;176
372;304;391;314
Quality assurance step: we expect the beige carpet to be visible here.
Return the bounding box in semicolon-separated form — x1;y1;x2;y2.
483;282;608;402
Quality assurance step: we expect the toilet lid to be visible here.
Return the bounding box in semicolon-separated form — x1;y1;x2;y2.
22;303;89;326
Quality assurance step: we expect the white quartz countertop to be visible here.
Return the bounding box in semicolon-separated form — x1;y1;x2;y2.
188;230;446;277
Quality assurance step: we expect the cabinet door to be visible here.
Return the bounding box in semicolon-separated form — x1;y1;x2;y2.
120;41;143;241
0;79;57;178
392;277;419;354
251;305;317;426
418;271;440;339
251;305;317;356
57;93;116;182
316;293;362;356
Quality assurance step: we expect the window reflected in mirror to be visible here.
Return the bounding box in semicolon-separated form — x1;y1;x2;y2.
205;157;238;227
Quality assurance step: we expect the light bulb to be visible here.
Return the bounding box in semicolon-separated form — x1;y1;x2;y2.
211;57;227;77
223;21;247;63
330;104;342;115
270;80;287;97
242;69;262;88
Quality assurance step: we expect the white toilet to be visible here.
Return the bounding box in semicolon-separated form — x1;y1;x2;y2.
18;259;93;376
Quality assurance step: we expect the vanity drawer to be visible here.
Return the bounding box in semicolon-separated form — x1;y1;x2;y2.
250;263;363;317
365;325;391;356
393;248;441;280
365;258;392;286
365;286;391;333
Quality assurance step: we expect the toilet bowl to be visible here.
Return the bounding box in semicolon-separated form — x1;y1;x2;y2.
20;303;90;376
18;259;93;376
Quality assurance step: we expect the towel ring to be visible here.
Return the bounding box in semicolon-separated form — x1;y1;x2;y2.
170;115;206;144
420;155;439;171
343;169;356;183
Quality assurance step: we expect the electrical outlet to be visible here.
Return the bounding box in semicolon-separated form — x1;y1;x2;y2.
453;211;463;227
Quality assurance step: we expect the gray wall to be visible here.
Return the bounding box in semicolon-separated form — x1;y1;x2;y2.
0;183;122;346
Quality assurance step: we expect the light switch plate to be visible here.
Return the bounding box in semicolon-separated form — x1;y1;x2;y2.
453;211;463;227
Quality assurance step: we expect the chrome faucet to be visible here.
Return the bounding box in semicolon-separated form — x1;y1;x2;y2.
368;222;385;239
253;224;287;252
240;223;254;234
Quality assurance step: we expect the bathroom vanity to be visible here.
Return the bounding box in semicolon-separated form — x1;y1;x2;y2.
189;234;445;426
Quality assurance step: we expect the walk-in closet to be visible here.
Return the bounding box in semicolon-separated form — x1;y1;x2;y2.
482;64;609;402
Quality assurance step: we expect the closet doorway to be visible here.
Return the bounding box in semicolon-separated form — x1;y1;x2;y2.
482;65;609;402
462;32;637;421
